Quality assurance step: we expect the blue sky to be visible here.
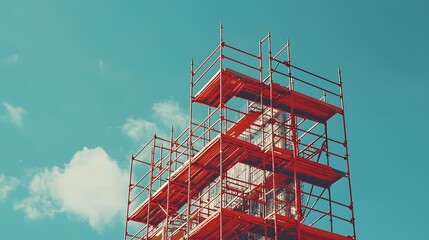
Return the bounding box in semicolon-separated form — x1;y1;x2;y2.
1;1;428;239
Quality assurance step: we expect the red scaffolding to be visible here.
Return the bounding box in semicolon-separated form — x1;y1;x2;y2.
124;28;356;240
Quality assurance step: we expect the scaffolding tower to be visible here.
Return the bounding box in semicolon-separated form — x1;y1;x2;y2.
124;28;356;240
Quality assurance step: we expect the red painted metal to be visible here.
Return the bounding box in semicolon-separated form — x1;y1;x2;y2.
124;30;356;240
189;209;354;240
194;68;342;123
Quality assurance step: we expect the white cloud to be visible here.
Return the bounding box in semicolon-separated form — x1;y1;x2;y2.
0;174;20;200
4;102;26;128
122;100;187;141
14;147;128;230
153;100;188;129
121;117;158;141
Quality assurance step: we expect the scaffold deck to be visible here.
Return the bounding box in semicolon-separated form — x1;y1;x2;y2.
194;68;342;123
129;135;344;225
189;208;353;240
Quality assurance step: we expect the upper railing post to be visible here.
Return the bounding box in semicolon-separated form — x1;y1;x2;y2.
218;22;224;240
338;67;357;239
186;59;194;239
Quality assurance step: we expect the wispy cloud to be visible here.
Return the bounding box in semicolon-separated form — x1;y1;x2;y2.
0;174;20;200
3;53;20;64
3;102;26;128
14;147;128;230
121;117;158;141
122;100;187;141
153;100;188;129
98;60;106;71
14;168;60;219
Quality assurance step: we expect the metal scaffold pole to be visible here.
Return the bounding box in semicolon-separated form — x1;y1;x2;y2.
187;58;195;239
165;126;174;238
338;67;357;239
287;40;302;240
267;31;279;240
123;153;134;240
146;136;156;240
259;32;270;240
218;22;224;240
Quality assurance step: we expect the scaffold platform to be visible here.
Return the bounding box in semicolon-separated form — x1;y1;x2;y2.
194;68;342;123
189;208;353;240
129;134;344;225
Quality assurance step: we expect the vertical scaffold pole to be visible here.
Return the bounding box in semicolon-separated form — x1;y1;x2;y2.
166;127;174;238
219;22;224;240
267;31;279;240
338;67;357;239
259;32;269;240
146;136;157;240
324;123;334;233
323;86;334;233
186;60;194;239
287;40;302;240
124;152;135;240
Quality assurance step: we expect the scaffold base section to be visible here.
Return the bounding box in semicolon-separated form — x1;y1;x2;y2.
189;208;353;240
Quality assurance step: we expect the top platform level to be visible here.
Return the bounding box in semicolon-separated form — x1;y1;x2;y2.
194;68;342;123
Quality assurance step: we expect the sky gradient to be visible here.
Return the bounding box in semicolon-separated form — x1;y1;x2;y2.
1;1;428;239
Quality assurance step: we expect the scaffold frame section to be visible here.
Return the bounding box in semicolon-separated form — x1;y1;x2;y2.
124;29;356;240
